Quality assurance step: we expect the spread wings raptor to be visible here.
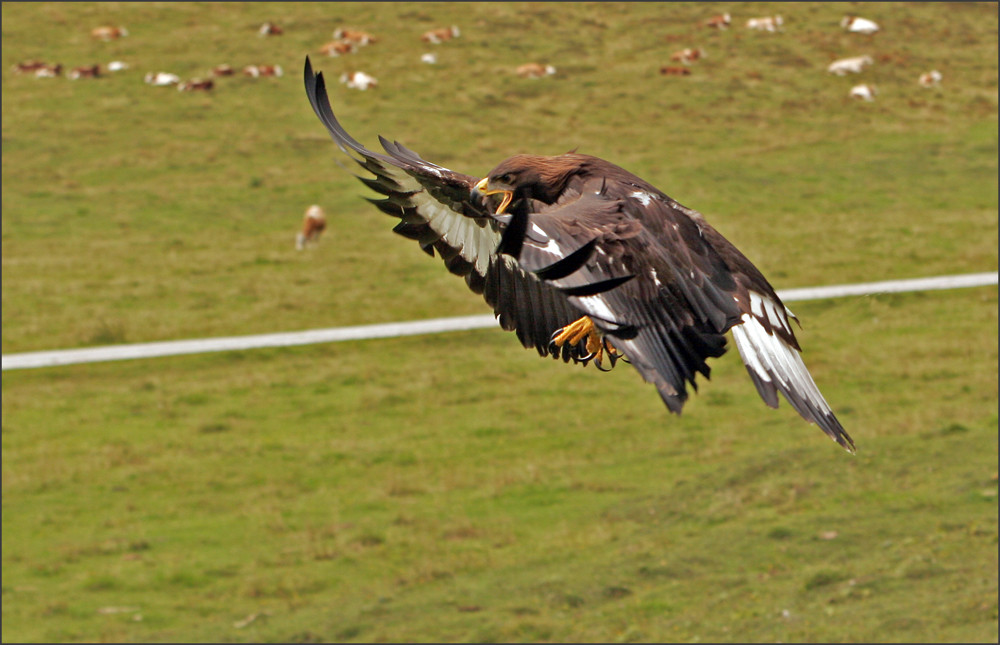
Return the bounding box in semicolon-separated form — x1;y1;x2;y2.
303;57;854;453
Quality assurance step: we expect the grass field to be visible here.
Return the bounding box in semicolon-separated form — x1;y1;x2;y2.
2;2;998;642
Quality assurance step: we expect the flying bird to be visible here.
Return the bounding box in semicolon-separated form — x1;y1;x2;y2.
303;58;855;453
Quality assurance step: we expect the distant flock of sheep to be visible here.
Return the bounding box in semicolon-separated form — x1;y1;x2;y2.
8;18;560;94
9;20;493;93
7;12;947;250
10;12;945;98
10;23;288;91
658;12;942;102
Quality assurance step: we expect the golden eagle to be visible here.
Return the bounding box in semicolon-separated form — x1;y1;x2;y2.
303;58;854;453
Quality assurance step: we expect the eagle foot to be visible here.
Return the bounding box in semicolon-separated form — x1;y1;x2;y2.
549;316;594;349
548;317;626;371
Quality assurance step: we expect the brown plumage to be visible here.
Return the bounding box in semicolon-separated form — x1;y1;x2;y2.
303;57;854;453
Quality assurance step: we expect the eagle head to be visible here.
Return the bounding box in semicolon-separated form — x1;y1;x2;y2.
474;154;584;214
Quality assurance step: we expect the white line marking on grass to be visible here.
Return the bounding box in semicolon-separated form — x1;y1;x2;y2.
2;314;498;371
3;272;996;371
776;272;998;302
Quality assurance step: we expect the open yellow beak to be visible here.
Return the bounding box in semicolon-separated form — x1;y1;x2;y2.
475;177;513;215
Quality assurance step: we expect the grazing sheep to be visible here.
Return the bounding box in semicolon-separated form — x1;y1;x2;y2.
68;64;100;80
91;25;128;40
296;205;327;250
319;40;357;57
243;65;283;78
841;16;879;34
12;61;62;77
145;72;180;86
827;55;873;76
849;83;877;101
421;26;460;43
918;70;942;87
178;79;214;92
258;22;283;36
12;60;46;74
333;28;376;45
340;71;378;90
705;13;731;29
516;63;556;79
746;15;783;32
670;48;705;64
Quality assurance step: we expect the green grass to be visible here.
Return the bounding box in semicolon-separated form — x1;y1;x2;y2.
3;289;998;642
2;2;998;642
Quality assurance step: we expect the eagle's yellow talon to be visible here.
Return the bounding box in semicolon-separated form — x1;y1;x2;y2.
549;317;622;368
551;316;594;348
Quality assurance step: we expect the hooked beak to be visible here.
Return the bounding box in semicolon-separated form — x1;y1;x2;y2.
474;177;513;215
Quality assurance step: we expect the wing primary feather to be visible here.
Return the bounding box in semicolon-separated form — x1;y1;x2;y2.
356;175;407;196
465;270;486;294
393;140;424;161
391;220;425;240
304;58;372;157
511;270;537;349
364;197;405;218
378;135;401;157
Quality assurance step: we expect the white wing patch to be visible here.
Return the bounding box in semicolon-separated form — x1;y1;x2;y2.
630;190;654;206
539;237;563;255
359;155;499;278
409;188;499;277
731;312;835;414
748;290;792;336
570;293;618;324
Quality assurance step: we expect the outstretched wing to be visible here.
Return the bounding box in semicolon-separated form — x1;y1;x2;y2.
504;179;855;452
303;57;586;356
684;210;854;452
